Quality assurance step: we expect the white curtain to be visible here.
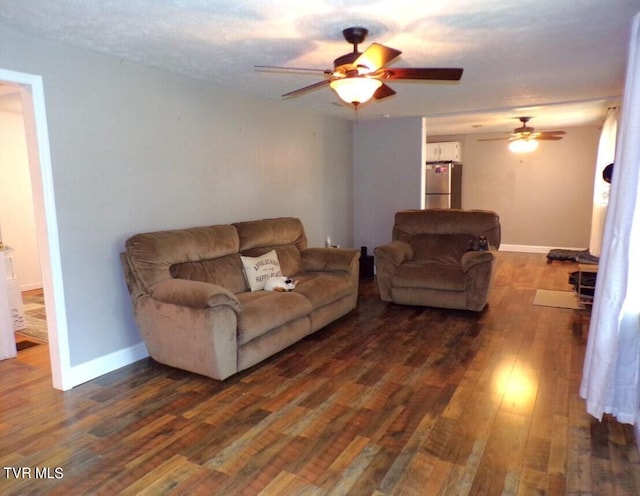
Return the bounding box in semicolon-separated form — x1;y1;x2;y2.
580;12;640;424
588;108;618;257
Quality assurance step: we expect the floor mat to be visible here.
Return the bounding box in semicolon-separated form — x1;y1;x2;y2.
19;292;48;342
534;289;582;309
16;339;42;351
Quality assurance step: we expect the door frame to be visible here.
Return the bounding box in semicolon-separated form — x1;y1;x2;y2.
1;68;71;390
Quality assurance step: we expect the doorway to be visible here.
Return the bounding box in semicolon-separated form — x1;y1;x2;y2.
0;68;70;390
0;83;42;354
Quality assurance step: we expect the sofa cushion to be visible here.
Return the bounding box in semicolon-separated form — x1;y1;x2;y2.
170;253;247;294
126;224;240;291
409;233;475;264
240;249;283;291
302;248;360;272
236;291;312;344
294;272;357;309
234;217;307;253
393;209;501;249
392;263;466;291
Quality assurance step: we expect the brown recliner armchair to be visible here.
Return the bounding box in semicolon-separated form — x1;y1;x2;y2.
374;209;501;311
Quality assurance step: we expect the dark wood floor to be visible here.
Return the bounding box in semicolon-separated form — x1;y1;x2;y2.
2;252;639;495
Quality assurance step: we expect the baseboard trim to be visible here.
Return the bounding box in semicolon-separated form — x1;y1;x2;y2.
500;244;587;254
68;341;149;388
20;282;43;292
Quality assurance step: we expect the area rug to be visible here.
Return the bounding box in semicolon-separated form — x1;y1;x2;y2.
19;292;48;343
16;339;42;351
534;289;582;310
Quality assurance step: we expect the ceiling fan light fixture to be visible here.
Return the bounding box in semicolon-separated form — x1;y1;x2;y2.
330;77;382;105
508;137;539;153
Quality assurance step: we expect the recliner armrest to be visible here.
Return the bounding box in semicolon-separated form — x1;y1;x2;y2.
149;279;241;311
461;249;496;273
374;241;414;266
301;247;360;272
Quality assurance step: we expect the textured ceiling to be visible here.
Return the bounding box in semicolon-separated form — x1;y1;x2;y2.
0;0;638;134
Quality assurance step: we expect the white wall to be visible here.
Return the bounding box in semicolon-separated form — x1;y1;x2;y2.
428;126;600;249
0;98;42;289
0;25;354;372
353;116;425;251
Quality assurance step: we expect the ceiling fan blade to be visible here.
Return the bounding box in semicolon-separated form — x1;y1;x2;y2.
355;43;402;72
255;65;330;75
373;83;396;100
381;67;463;81
478;137;510;142
529;131;566;139
534;135;564;141
282;79;330;98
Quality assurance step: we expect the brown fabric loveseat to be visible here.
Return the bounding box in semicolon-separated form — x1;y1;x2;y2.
121;217;360;380
374;209;501;312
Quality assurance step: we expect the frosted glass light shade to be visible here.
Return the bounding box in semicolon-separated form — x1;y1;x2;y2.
330;77;382;105
508;138;539;153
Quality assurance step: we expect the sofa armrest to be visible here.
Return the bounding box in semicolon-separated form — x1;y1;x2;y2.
301;247;360;272
374;241;414;266
149;278;241;311
461;249;496;273
374;241;413;302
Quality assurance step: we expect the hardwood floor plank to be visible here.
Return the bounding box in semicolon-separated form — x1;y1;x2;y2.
468;411;530;494
342;446;397;496
296;409;368;482
548;414;569;478
567;394;594;493
516;466;548;495
315;435;373;491
119;454;203;495
214;430;295;494
257;470;324;496
440;439;487;496
1;252;639;495
323;440;380;495
230;435;310;495
164;467;231;496
440;388;502;466
385;450;436;496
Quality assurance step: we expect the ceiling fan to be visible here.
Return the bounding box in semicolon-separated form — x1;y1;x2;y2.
479;117;566;153
255;27;463;107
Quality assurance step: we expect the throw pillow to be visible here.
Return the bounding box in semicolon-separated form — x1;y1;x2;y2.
241;250;283;291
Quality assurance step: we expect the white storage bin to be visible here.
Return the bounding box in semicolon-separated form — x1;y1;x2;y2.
3;249;25;331
7;278;25;331
0;249;17;359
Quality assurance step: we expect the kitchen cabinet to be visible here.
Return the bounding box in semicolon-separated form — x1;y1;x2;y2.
426;141;461;162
